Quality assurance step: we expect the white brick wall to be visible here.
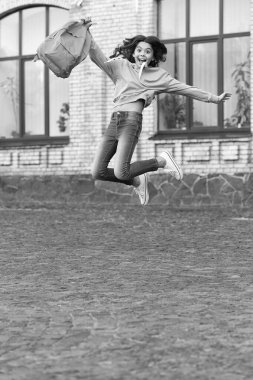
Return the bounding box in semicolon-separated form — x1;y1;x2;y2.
0;0;253;176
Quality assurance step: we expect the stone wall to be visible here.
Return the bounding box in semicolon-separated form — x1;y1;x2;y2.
1;173;253;208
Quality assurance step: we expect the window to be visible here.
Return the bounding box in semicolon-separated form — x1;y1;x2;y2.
0;6;69;142
157;0;250;135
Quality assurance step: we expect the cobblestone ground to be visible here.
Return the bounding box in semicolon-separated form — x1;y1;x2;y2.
1;204;253;380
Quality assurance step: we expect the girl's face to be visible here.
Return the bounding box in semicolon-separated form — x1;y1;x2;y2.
133;41;154;68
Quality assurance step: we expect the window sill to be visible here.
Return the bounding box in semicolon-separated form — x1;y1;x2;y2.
0;136;70;147
149;128;252;140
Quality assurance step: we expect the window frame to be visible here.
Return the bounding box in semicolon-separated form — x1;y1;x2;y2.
0;4;70;147
154;0;251;139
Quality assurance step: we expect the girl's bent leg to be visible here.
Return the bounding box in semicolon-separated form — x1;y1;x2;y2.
91;135;118;182
114;132;159;183
91;133;149;185
92;112;160;186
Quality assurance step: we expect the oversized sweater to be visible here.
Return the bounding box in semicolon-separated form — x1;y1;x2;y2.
89;37;219;108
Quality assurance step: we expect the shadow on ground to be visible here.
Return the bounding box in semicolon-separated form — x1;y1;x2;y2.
0;204;253;379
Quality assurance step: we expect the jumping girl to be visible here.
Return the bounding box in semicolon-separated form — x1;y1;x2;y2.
88;23;231;205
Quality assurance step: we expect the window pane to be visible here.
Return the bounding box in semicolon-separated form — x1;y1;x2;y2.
49;7;69;33
49;8;69;136
0;60;19;138
224;37;250;128
190;0;219;36
159;43;186;130
49;73;69;136
161;44;186;80
159;0;186;39
22;7;46;55
224;0;250;33
192;43;217;128
0;13;19;57
25;60;44;135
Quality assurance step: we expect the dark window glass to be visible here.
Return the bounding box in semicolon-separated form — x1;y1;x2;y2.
159;43;186;130
157;0;250;133
24;60;45;135
0;6;69;141
49;7;69;33
49;7;70;137
22;7;46;55
224;0;250;34
0;13;19;57
0;60;19;138
224;37;250;128
49;71;69;136
190;0;219;37
192;42;217;128
159;0;186;39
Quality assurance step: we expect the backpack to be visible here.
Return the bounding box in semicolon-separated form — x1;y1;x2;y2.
34;20;92;78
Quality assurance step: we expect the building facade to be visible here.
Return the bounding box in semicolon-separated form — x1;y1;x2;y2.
0;0;252;206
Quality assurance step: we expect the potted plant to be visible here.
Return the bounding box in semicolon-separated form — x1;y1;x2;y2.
159;94;186;129
57;102;69;132
224;52;250;128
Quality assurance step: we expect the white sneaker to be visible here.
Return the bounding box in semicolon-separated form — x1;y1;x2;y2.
159;151;183;180
134;173;149;205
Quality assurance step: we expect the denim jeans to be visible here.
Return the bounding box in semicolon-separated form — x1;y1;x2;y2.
91;111;159;186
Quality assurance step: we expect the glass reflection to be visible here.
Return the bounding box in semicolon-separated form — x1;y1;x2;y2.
0;61;19;138
49;72;69;136
224;0;250;33
0;13;19;57
224;37;250;128
159;0;186;39
49;7;69;136
190;0;219;36
22;7;45;55
159;43;186;130
49;7;69;33
192;43;217;128
25;60;44;135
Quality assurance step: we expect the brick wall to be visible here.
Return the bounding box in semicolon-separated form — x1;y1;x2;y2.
0;0;253;179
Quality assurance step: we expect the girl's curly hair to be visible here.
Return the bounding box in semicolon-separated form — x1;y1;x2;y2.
110;35;167;67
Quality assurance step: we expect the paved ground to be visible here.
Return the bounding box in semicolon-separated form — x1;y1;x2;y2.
1;203;253;380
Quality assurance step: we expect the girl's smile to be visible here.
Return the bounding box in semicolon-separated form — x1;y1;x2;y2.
133;41;154;68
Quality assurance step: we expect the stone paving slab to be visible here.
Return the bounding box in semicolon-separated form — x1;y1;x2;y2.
1;205;253;379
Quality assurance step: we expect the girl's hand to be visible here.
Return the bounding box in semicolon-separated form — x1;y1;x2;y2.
84;16;92;23
218;92;232;102
81;16;93;29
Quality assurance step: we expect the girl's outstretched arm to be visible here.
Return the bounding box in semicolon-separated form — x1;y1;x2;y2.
156;71;231;104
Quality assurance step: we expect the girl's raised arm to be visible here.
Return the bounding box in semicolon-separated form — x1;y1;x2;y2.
84;17;116;82
89;36;115;82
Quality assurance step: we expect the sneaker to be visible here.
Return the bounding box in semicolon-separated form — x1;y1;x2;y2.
159;151;183;180
134;173;149;205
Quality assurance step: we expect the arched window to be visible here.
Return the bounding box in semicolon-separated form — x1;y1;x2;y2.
157;0;250;136
0;5;69;143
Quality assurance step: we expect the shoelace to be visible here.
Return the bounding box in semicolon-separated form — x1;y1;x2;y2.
134;187;142;194
134;187;144;199
169;171;181;180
